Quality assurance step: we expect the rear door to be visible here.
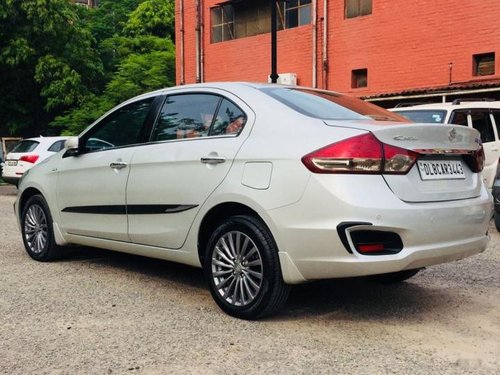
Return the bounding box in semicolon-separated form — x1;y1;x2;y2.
126;90;254;249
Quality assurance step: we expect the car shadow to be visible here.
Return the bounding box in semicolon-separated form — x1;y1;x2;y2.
275;276;453;322
57;246;456;321
57;246;207;290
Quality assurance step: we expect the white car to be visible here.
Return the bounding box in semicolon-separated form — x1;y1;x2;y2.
391;100;500;190
15;83;491;319
2;137;69;186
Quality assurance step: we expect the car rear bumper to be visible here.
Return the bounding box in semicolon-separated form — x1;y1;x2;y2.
267;174;492;284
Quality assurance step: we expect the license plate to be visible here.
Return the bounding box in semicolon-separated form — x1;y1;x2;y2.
6;160;17;166
417;160;465;180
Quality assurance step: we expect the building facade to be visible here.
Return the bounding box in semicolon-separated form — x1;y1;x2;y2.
176;0;500;106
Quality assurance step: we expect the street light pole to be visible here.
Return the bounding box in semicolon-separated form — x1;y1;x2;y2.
270;0;279;83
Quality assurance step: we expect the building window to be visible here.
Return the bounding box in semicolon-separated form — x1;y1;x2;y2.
211;5;235;43
345;0;372;19
352;69;368;88
210;0;313;43
473;52;495;76
283;0;312;28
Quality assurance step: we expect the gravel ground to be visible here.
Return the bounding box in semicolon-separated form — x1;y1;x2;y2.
0;184;499;375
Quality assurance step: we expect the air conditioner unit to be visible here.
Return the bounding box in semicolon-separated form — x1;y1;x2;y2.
268;73;297;86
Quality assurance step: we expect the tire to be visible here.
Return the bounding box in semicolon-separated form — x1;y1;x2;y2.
21;194;61;261
204;215;290;320
495;212;500;232
369;269;421;284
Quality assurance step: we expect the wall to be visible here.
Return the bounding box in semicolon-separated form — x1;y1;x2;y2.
176;0;500;97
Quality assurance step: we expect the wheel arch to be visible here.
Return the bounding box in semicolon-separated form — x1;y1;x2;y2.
197;202;269;264
18;187;44;220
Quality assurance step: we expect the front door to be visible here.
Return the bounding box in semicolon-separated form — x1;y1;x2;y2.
56;97;156;241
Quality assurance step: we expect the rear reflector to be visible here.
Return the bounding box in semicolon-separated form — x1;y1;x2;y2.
19;155;39;164
302;133;418;174
358;244;385;253
350;230;403;255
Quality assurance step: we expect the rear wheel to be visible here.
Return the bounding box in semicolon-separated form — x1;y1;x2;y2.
21;195;61;261
204;215;290;320
369;269;421;283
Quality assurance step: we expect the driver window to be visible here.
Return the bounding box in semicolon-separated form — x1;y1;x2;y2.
84;98;154;152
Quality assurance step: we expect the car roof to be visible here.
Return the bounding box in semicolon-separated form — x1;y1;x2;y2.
129;82;346;102
392;101;500;111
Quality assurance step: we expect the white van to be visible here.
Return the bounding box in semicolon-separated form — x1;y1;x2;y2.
391;100;500;190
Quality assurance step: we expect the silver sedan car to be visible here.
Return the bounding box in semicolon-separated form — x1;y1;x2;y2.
15;83;491;319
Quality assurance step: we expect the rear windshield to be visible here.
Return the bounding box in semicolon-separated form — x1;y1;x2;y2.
10;140;39;153
260;87;408;122
393;110;447;124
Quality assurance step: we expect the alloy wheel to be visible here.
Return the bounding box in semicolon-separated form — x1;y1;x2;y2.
211;231;263;307
24;204;48;254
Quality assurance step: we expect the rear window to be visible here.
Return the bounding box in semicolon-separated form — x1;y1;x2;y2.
10;140;39;153
393;110;447;124
260;87;408;122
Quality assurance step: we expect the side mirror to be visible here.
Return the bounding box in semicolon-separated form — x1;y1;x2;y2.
63;137;80;158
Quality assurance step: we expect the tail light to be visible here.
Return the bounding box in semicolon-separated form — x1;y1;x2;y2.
302;133;418;174
19;155;39;164
467;145;485;173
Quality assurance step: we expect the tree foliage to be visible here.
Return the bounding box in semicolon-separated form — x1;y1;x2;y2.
0;0;176;137
125;0;175;39
0;0;103;135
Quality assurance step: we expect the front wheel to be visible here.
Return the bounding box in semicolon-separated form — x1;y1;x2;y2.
21;194;61;261
204;215;290;320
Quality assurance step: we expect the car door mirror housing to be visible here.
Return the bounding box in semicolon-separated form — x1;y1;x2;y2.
63;137;80;158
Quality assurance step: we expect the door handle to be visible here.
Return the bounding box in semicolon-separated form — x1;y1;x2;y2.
110;162;127;169
201;156;226;165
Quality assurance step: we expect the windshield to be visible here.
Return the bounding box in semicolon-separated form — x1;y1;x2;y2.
260;87;409;122
393;110;447;124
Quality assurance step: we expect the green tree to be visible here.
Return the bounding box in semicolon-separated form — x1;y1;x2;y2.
0;0;103;136
85;0;144;42
54;0;176;135
125;0;175;39
54;38;175;135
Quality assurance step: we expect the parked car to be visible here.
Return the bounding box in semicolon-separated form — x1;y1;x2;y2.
2;137;69;186
391;100;500;191
492;159;500;231
15;83;491;319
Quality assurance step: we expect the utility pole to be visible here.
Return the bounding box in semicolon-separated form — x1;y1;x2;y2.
270;0;279;83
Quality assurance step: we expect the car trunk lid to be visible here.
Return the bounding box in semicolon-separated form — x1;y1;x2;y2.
322;121;484;202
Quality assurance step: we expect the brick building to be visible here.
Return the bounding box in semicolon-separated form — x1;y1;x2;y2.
175;0;500;106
